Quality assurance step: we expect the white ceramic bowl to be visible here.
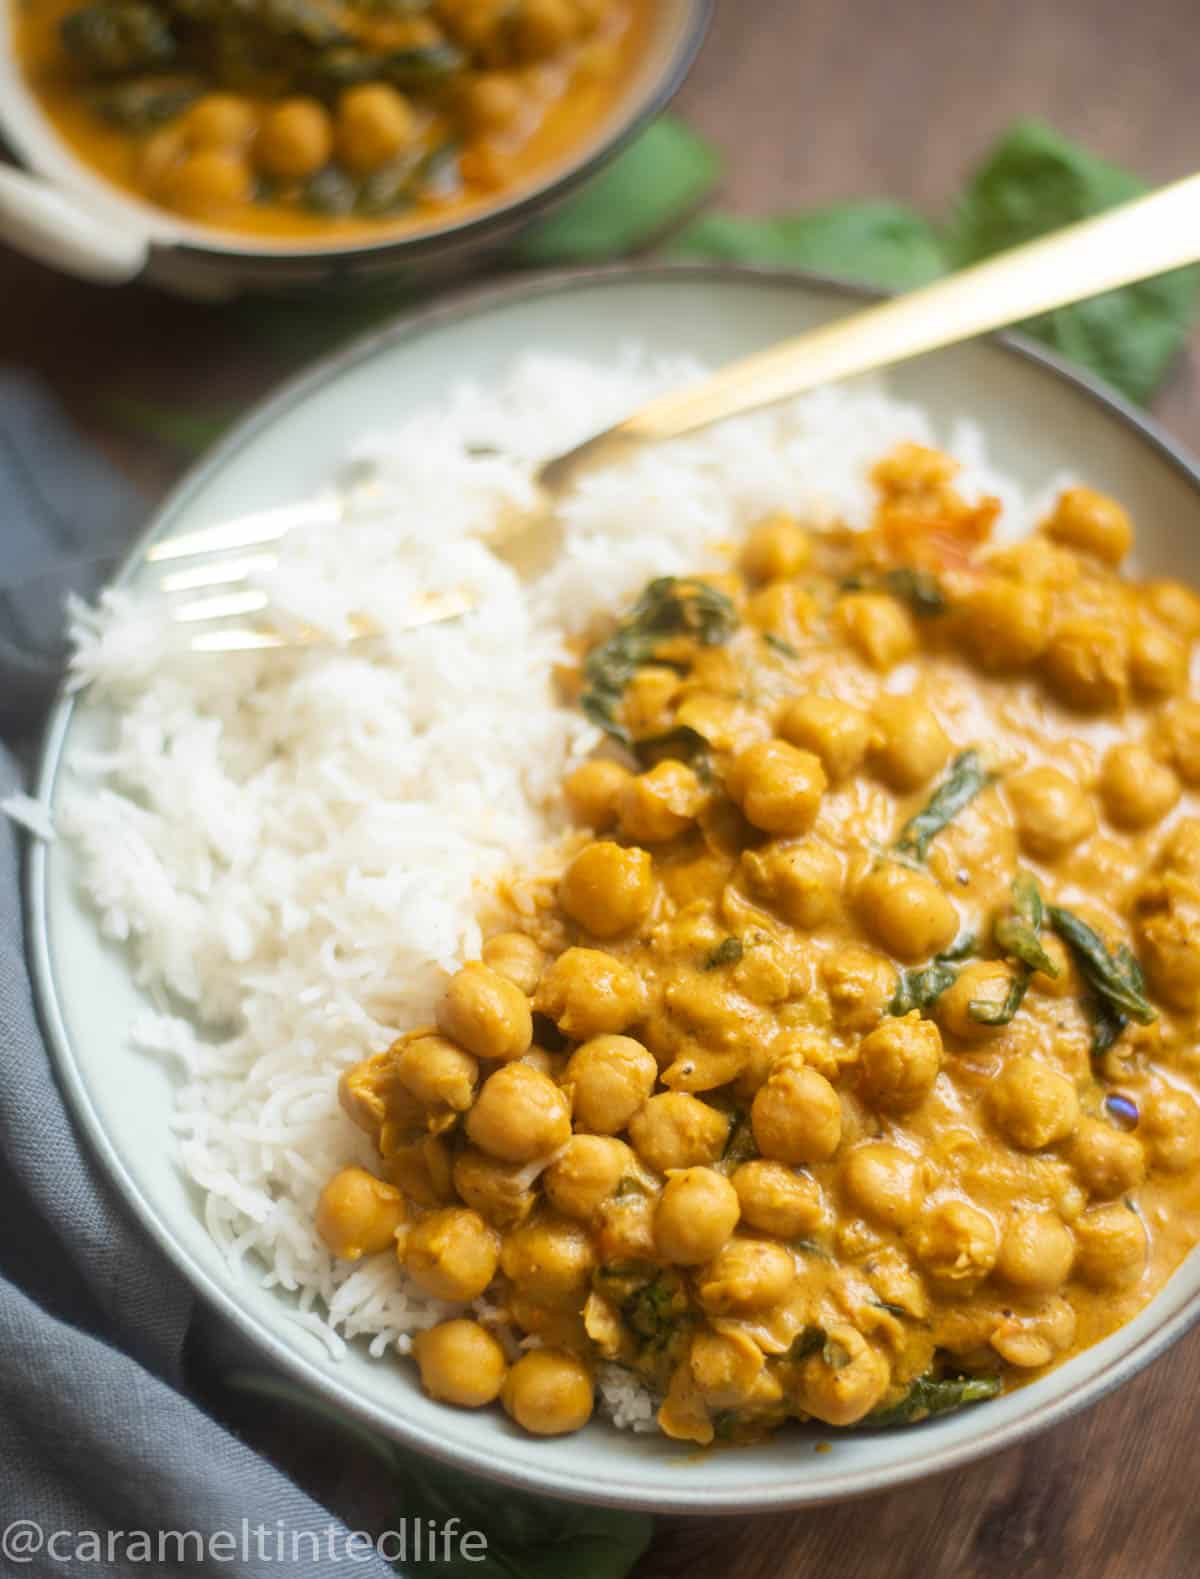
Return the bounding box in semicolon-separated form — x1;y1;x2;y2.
30;267;1200;1512
0;1;710;296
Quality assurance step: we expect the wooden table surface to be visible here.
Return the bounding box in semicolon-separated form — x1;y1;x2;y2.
4;1;1200;1574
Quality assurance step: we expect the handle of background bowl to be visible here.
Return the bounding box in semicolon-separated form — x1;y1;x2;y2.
0;165;150;285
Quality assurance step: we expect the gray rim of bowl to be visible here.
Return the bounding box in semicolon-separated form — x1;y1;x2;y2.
162;0;715;266
27;262;1200;1515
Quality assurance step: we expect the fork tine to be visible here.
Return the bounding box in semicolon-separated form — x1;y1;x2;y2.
188;627;293;652
145;493;339;563
179;587;477;654
159;553;277;593
172;589;270;623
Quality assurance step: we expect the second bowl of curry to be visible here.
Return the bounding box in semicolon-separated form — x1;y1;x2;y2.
0;0;711;294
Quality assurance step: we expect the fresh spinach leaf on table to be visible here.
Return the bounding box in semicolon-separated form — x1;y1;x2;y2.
943;119;1200;403
670;200;947;291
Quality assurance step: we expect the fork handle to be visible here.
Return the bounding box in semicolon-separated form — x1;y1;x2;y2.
619;172;1200;442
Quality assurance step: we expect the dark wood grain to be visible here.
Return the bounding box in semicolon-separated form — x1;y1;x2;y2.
3;2;1200;1572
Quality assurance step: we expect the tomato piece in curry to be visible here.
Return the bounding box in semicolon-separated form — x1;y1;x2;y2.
318;443;1200;1443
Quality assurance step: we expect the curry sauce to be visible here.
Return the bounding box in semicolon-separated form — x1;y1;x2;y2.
317;443;1200;1443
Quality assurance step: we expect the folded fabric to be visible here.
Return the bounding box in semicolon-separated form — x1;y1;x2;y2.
0;373;409;1577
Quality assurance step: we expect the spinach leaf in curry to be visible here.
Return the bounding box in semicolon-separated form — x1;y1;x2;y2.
580;576;738;747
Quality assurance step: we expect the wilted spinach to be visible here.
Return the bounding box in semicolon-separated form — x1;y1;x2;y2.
894;749;993;861
864;1371;1002;1428
579;577;738;747
1048;905;1156;1056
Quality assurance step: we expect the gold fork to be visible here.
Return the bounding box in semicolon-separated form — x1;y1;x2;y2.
149;171;1200;653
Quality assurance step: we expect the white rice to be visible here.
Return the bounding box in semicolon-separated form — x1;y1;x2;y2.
54;351;1054;1412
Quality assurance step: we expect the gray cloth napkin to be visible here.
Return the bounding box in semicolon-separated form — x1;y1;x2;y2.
0;371;395;1578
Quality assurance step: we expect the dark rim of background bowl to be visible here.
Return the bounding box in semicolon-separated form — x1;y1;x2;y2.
28;262;1200;1514
159;0;715;268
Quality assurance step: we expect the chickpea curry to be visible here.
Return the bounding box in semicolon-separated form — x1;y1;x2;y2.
317;444;1200;1445
15;0;649;240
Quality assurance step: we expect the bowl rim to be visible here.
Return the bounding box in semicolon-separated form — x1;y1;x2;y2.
27;261;1200;1514
0;0;714;265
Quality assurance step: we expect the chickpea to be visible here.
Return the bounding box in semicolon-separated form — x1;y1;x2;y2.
936;960;1022;1042
1099;743;1180;830
404;1207;499;1301
1155;698;1200;785
749;579;814;639
564;1034;656;1135
534;947;647;1038
1070;1117;1146;1199
436;961;532;1062
1028;933;1075;999
961;576;1049;670
629;1091;729;1174
558;841;655;938
256;97;333;180
689;1328;765;1406
913;1199;998;1288
395;1033;478;1113
452;1147;535;1229
466;1061;572;1163
315;1167;406;1260
836;593;918;671
991;1296;1077;1369
619;761;705;844
870;696;951;792
1042;486;1133;566
856;863;959;963
725;739;826;836
732;1160;824;1238
514;0;580;59
740;838;842;929
463;72;524;134
1130;620;1189;699
696;1236;796;1314
1138;900;1200;1013
544;1135;636;1220
499;1215;596;1305
1043;617;1128;712
751;1059;842;1164
1073;1203;1147;1289
336;84;417;174
821;946;897;1031
164;149;252;217
481;932;545;996
777;695;874;783
382;1130;454;1206
740;512;812;582
1139;1084;1200;1173
437;0;511;53
338;1049;424;1145
654;1167;740;1264
796;1325;890;1426
413;1319;507;1408
988;1054;1079;1150
858;1013;942;1112
501;1349;594;1436
183;93;257;150
995;1210;1075;1293
563;758;633;830
621;665;681;736
1006;766;1095;861
1159;818;1200;882
841;1143;923;1230
1146;579;1200;637
139;124;185;189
